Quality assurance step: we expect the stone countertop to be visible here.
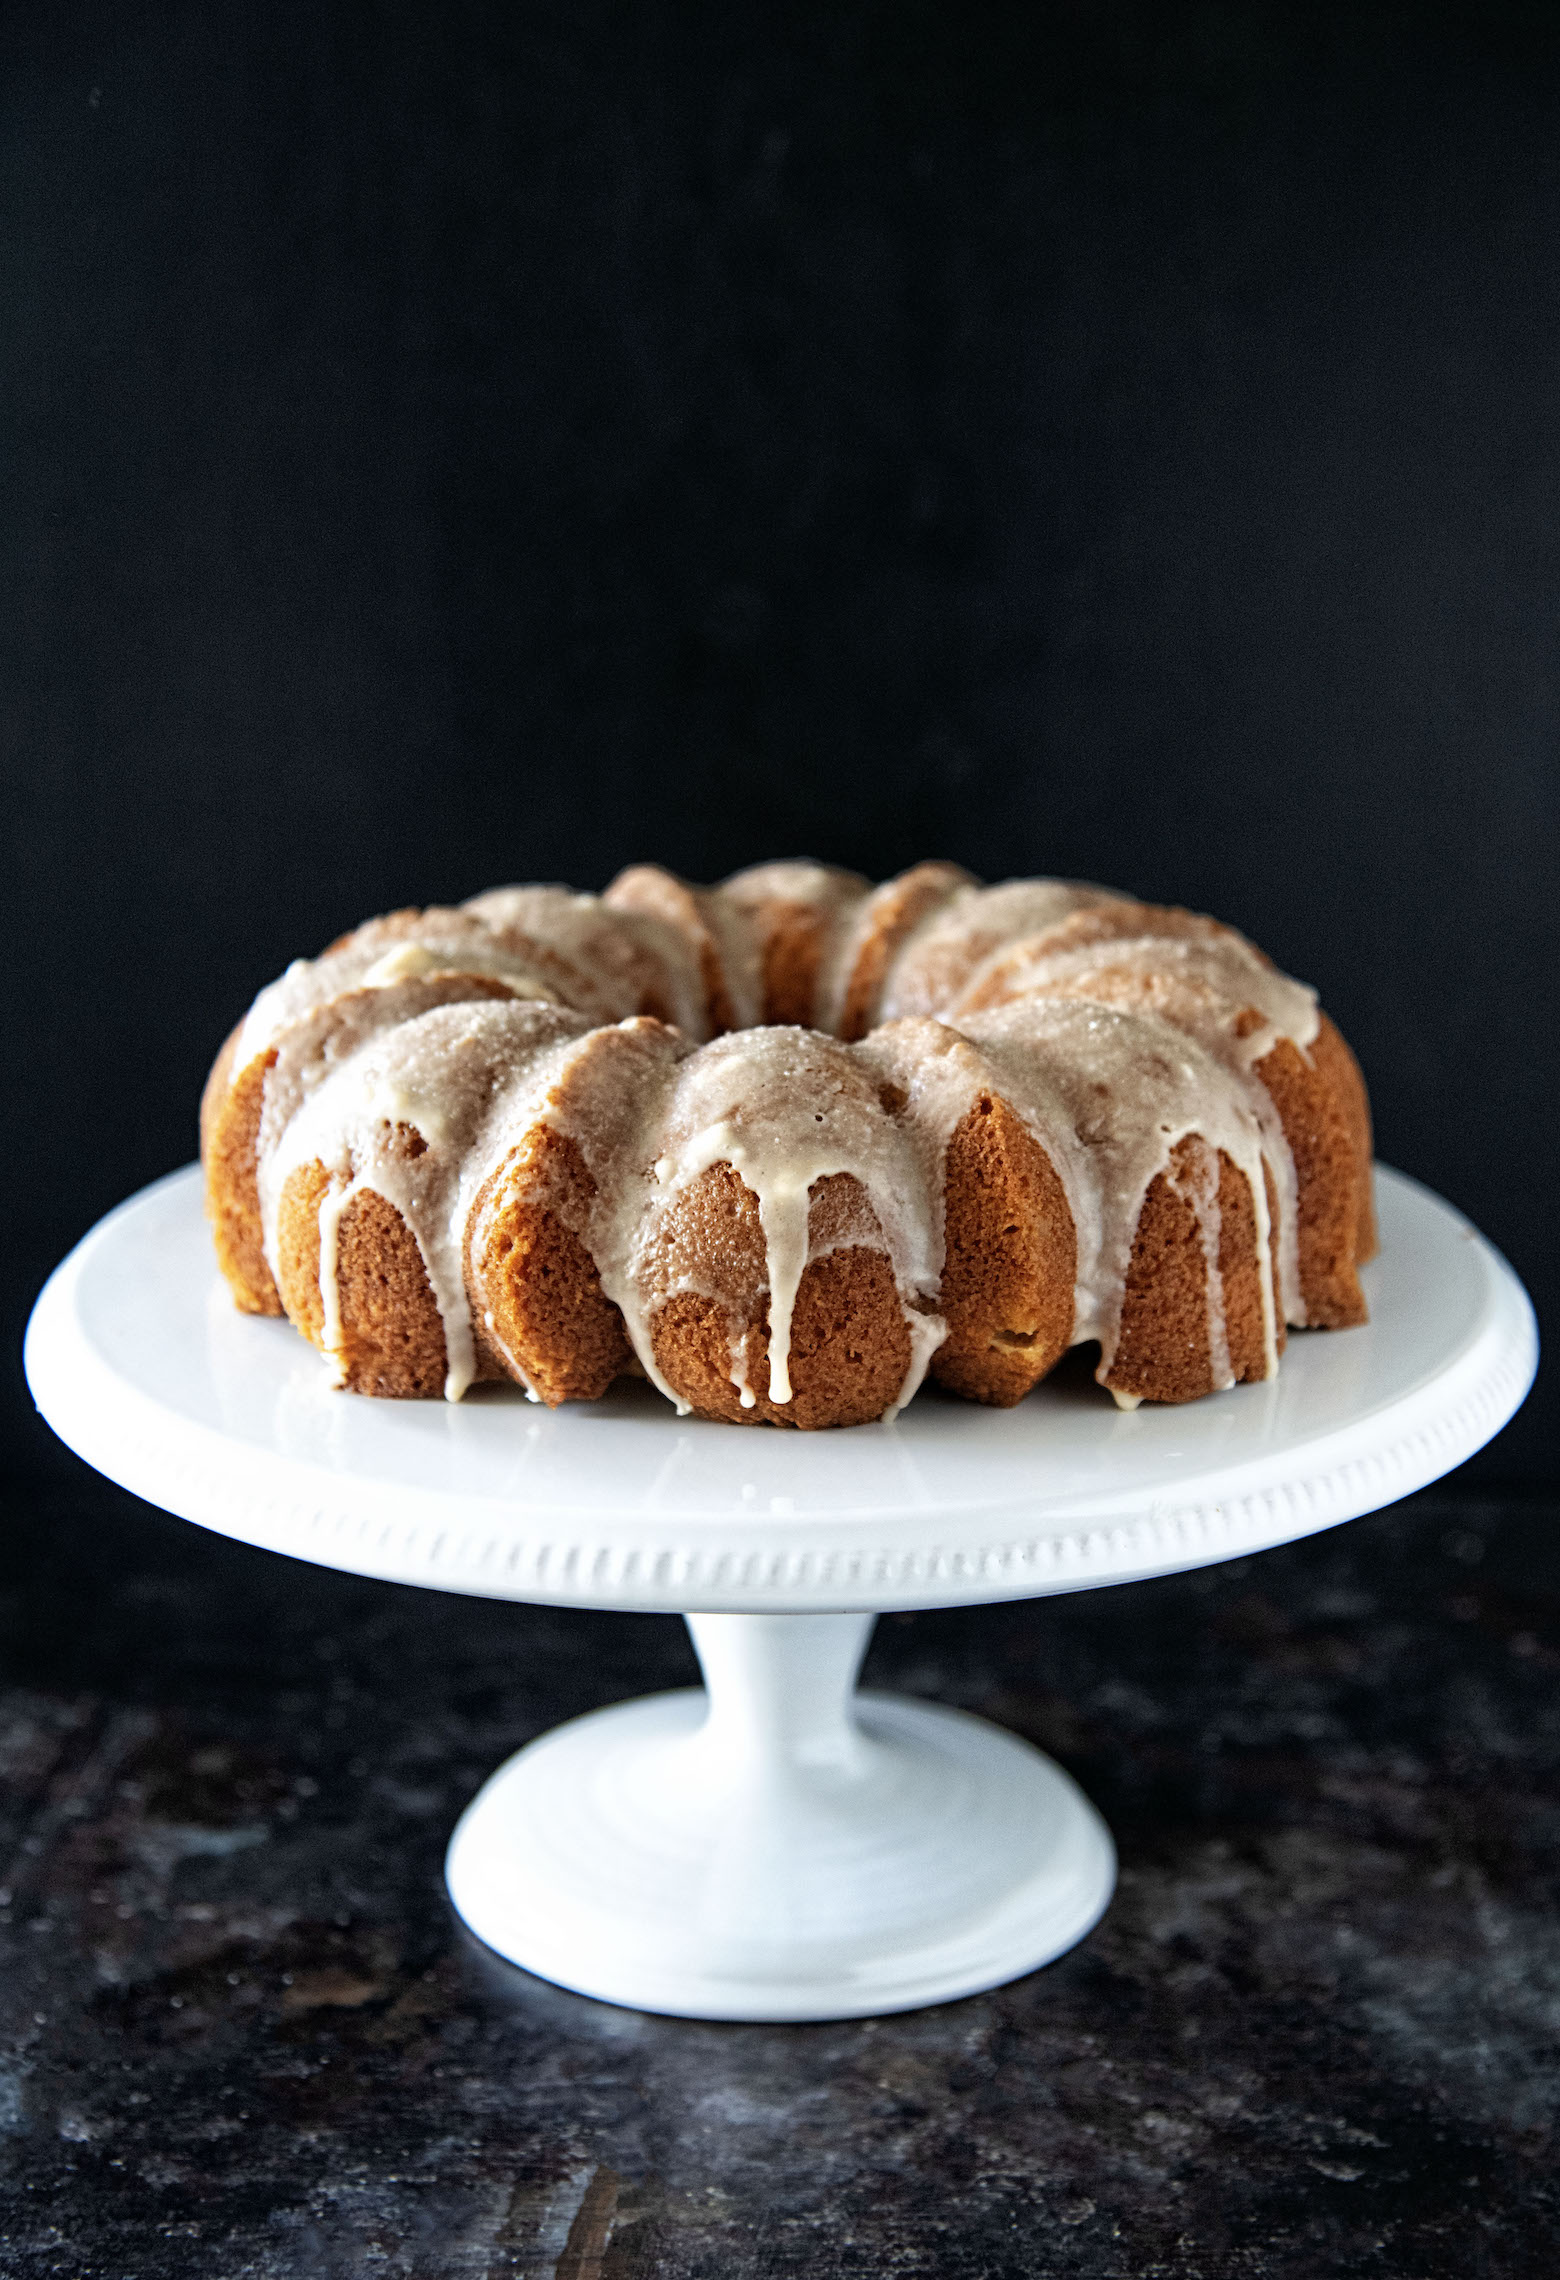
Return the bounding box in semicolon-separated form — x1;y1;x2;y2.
0;1474;1553;2277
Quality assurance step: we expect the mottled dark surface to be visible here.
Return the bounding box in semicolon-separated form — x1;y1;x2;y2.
0;1474;1555;2276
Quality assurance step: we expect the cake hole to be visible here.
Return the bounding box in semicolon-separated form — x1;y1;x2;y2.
991;1326;1042;1350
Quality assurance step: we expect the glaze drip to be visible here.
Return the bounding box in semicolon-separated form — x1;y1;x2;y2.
211;863;1367;1424
625;1027;942;1409
260;999;595;1398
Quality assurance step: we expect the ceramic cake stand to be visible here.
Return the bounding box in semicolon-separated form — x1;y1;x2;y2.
25;1166;1536;2021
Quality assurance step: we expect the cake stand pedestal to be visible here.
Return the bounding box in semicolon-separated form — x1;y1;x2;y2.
25;1167;1535;2021
446;1610;1112;2018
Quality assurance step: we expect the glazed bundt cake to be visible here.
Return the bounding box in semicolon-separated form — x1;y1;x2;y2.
201;863;1375;1428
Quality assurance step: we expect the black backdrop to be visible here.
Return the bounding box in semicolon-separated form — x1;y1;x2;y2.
5;1;1554;1481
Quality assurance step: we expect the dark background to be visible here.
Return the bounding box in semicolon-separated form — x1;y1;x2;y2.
5;0;1555;1481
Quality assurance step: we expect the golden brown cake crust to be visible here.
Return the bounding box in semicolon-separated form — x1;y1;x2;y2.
1102;1142;1282;1404
719;863;868;1026
604;866;740;1034
273;1158;333;1347
208;865;1375;1428
320;905;610;1017
647;1165;912;1428
201;973;520;1320
837;861;975;1042
276;1151;453;1398
930;1093;1077;1407
1314;1013;1377;1263
956;901;1242;1005
1216;1150;1283;1385
1252;1021;1369;1329
960;938;1372;1347
467;1126;632;1405
759;898;830;1026
201;1027;282;1315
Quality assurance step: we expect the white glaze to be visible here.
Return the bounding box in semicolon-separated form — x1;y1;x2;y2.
951;930;1320;1056
463;885;710;1037
223;862;1352;1420
469;1016;694;1412
866;996;1279;1388
952;932;1316;1329
958;998;1280;1384
813;863;970;1035
236;910;605;1068
622;1028;943;1411
260;1000;596;1397
877;879;1115;1022
721;861;871;1027
697;890;766;1031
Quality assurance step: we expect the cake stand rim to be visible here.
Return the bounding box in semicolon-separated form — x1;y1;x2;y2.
24;1163;1538;1614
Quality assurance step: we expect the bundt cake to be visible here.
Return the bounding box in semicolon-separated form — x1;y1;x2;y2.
201;864;1375;1428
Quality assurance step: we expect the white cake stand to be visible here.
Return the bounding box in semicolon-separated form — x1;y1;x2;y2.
25;1165;1535;2021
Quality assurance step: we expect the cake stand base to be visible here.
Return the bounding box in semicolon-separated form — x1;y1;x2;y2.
444;1611;1115;2020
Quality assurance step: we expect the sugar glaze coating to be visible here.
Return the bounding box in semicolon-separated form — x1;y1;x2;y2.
202;864;1374;1426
